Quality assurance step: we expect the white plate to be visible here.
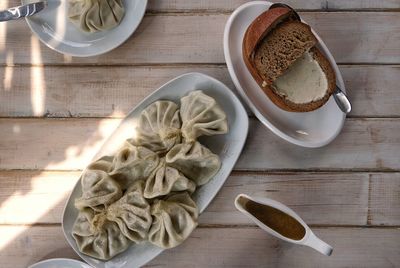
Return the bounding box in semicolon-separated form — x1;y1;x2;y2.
62;72;249;268
22;0;147;57
223;1;346;148
28;258;91;268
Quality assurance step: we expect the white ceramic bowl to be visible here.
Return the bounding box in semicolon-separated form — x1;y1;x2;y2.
22;0;147;57
224;1;346;148
28;258;91;268
62;73;249;268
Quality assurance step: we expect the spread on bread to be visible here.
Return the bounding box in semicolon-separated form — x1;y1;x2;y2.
272;51;328;104
242;7;336;112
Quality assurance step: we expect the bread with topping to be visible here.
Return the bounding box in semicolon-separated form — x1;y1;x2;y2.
242;7;336;112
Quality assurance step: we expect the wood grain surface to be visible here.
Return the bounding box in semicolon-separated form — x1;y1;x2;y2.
0;226;399;268
146;0;400;11
0;13;399;65
1;65;399;117
0;0;399;267
0;118;399;171
5;0;400;11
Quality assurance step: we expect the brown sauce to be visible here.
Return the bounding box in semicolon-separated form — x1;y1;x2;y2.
242;198;305;240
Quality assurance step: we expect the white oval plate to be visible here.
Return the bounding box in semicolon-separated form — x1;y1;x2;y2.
223;1;346;148
22;0;147;57
28;258;91;268
62;73;249;268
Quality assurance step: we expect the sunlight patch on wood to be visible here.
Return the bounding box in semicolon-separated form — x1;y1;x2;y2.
45;119;122;170
64;54;72;63
3;52;14;91
12;124;20;134
0;173;73;250
30;37;46;116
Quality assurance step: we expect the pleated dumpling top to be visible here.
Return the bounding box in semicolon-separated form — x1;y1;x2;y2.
132;100;182;154
180;90;228;142
148;192;198;249
166;141;221;186
72;208;131;260
68;0;125;33
72;181;152;260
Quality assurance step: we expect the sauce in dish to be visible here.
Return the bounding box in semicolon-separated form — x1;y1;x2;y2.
241;197;306;240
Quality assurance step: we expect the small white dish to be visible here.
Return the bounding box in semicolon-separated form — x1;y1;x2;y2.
22;0;148;57
62;72;249;268
28;258;91;268
223;1;346;148
235;194;333;256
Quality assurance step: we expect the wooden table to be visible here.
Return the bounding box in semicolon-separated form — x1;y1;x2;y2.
1;0;399;267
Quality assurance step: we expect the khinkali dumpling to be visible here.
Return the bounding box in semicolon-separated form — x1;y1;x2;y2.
75;170;122;211
87;155;113;172
148;192;198;249
180;91;228;142
166;141;221;186
144;159;196;199
132;101;181;154
72;208;131;260
107;181;152;243
109;142;160;190
68;0;125;33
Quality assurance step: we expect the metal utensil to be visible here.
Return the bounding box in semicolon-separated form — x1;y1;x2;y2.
269;2;352;114
0;1;47;22
333;85;352;113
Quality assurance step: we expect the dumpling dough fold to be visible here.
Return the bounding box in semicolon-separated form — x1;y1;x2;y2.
75;169;122;212
144;158;196;199
86;155;113;172
109;142;160;190
68;0;125;33
107;181;152;242
148;192;198;249
180;90;228;142
166;141;221;186
132;100;181;154
72;208;131;260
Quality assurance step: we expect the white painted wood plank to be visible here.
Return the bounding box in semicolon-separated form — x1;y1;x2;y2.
0;13;399;65
0;171;370;225
0;171;78;225
147;0;400;11
203;172;369;225
370;173;400;225
1;65;399;117
5;0;400;11
150;228;400;267
0;118;399;170
1;226;399;268
239;118;400;171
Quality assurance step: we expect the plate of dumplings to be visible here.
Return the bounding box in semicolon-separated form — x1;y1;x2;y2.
62;72;249;267
22;0;147;57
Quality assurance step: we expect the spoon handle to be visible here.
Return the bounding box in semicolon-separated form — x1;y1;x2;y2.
333;85;352;114
303;232;333;256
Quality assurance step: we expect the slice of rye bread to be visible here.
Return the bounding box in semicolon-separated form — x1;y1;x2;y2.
243;8;336;112
253;20;317;84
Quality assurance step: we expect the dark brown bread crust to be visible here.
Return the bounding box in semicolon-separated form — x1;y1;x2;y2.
242;8;336;112
242;7;296;88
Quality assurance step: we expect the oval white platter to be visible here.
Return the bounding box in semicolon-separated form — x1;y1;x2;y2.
223;1;346;148
22;0;147;57
62;72;249;268
28;258;91;268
